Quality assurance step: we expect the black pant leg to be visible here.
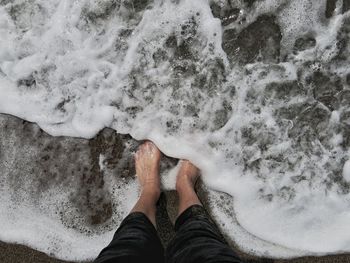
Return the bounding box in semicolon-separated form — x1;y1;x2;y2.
94;212;164;263
165;205;243;263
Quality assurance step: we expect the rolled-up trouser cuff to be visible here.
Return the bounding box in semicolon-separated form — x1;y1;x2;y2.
94;211;164;263
175;204;214;231
167;204;243;263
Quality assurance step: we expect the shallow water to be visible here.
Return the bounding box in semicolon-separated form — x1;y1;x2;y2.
1;0;350;260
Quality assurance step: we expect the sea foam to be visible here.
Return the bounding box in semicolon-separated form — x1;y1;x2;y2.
1;0;350;260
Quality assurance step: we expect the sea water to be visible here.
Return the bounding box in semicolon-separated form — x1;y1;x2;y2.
1;0;350;260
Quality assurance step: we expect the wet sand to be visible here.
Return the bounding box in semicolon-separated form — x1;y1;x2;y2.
1;113;350;263
2;190;350;263
0;242;73;263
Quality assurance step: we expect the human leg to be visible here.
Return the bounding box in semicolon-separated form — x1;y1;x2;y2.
130;140;162;226
165;161;243;263
94;141;164;263
175;160;202;216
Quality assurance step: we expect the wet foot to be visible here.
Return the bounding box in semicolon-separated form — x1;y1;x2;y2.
176;160;200;193
176;160;201;216
135;141;161;201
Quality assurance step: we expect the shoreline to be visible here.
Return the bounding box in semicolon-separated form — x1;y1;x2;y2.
2;241;350;263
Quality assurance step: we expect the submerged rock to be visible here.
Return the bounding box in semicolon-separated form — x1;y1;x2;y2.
210;1;240;26
326;0;337;18
310;71;343;111
294;35;316;52
335;17;350;60
346;73;350;85
343;0;350;13
264;81;307;101
222;15;282;64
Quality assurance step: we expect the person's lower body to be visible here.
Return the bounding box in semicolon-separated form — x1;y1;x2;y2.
165;204;242;263
94;204;242;263
94;211;164;263
94;141;243;263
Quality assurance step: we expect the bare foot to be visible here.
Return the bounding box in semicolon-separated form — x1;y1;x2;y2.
131;141;161;226
135;141;161;200
176;160;200;193
176;160;202;216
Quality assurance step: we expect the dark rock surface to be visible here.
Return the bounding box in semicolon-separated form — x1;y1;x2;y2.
326;0;337;18
293;36;316;53
344;0;350;13
210;2;240;26
222;15;282;64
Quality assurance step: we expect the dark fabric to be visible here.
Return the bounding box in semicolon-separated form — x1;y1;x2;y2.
166;205;242;263
94;205;243;263
94;212;164;263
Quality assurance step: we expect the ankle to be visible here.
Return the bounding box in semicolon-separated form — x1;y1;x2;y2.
177;190;201;216
176;178;195;193
177;183;197;201
140;187;161;203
